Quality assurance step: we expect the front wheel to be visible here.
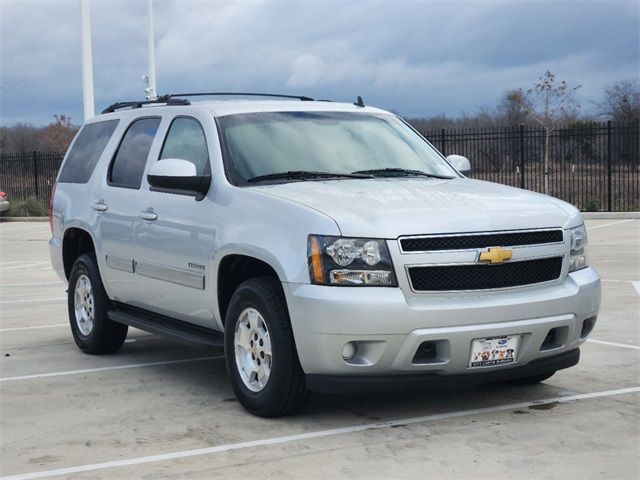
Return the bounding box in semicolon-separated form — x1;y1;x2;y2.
68;253;128;354
224;277;308;417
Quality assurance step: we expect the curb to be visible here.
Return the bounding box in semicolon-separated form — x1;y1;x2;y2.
581;212;640;219
0;217;49;222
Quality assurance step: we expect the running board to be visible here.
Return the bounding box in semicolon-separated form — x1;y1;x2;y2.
108;303;224;348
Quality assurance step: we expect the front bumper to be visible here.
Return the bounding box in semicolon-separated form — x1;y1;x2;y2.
307;348;580;393
283;267;600;377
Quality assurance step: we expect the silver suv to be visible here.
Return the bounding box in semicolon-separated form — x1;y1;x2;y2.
49;93;601;417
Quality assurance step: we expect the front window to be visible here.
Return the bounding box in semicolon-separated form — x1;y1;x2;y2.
217;111;458;185
159;117;209;176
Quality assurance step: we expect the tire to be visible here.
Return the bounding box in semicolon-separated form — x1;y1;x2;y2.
224;277;308;417
68;253;128;354
508;371;556;385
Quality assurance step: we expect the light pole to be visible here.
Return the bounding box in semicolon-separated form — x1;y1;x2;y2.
79;0;95;119
145;0;157;100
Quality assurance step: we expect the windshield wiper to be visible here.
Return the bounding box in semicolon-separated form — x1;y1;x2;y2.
247;170;374;183
351;168;455;179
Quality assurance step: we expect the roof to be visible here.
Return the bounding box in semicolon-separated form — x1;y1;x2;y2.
195;99;389;117
97;95;389;120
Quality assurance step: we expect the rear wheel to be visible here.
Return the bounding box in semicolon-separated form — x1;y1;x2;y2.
224;277;308;417
508;371;555;385
68;253;128;354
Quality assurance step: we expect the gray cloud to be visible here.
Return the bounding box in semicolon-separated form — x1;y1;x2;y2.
0;0;638;125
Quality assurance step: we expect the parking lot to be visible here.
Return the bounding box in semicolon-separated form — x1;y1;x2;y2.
0;219;638;480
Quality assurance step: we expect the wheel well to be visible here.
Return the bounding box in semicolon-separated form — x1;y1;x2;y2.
217;255;280;323
62;228;96;279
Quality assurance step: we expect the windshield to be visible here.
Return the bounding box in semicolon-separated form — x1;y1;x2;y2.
216;111;459;185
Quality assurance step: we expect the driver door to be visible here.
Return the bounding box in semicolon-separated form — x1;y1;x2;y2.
132;116;217;326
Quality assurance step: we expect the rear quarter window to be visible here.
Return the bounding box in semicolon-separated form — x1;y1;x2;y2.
57;119;119;183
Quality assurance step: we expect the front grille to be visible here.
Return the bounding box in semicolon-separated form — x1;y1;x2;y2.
400;229;563;252
408;256;563;291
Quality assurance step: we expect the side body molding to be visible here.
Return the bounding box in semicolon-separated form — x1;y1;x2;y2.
105;254;205;290
135;261;205;290
105;254;134;273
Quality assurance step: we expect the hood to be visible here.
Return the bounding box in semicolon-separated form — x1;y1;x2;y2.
251;178;582;238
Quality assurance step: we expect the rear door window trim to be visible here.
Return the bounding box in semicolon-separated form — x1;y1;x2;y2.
107;116;162;190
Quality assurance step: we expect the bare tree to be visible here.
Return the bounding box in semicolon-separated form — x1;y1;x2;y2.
2;122;41;153
40;115;78;153
597;79;640;124
527;70;581;195
0;127;9;152
496;88;532;126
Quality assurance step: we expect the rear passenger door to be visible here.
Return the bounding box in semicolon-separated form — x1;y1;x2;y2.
96;116;161;303
132;116;216;326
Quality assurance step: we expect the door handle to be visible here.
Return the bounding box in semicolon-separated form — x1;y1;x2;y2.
91;201;108;212
138;209;158;221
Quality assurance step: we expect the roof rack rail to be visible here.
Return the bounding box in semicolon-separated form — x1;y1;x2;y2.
101;96;190;114
101;92;319;115
167;92;315;101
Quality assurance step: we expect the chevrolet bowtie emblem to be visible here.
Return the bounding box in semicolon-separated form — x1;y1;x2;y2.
478;247;512;264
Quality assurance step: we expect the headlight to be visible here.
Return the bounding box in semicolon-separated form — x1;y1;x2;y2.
569;224;588;272
308;235;397;286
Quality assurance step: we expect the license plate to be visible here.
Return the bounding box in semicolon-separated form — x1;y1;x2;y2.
469;335;520;368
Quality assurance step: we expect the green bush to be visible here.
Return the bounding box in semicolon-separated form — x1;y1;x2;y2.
584;199;599;212
7;197;48;217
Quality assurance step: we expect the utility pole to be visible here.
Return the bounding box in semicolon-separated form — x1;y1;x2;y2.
145;0;158;99
80;0;95;119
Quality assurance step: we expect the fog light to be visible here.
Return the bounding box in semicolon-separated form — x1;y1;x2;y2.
342;342;357;360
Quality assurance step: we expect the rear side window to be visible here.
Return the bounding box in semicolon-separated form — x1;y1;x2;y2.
159;117;209;175
109;117;161;189
58;120;119;183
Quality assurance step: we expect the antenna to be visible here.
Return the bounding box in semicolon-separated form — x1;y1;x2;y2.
354;96;365;107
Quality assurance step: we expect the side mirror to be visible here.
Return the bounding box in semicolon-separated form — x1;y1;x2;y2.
147;158;211;198
446;154;471;174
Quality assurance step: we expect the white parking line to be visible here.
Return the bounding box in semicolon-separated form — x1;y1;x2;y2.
600;279;640;296
0;262;50;271
586;219;635;230
2;386;638;480
0;281;63;287
0;297;65;305
0;323;67;332
0;355;223;382
0;226;48;234
587;339;640;350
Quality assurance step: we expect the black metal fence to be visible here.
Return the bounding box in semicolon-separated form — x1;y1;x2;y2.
0;152;63;207
0;121;638;211
419;121;639;212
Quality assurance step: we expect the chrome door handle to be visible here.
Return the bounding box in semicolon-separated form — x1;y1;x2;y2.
91;201;108;212
138;209;158;221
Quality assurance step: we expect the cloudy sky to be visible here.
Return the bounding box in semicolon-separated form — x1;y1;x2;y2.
0;0;638;125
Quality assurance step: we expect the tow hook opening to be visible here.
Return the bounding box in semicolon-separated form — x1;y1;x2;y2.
540;326;569;351
412;340;450;365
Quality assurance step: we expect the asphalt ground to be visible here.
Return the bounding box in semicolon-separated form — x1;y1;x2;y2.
0;219;638;479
